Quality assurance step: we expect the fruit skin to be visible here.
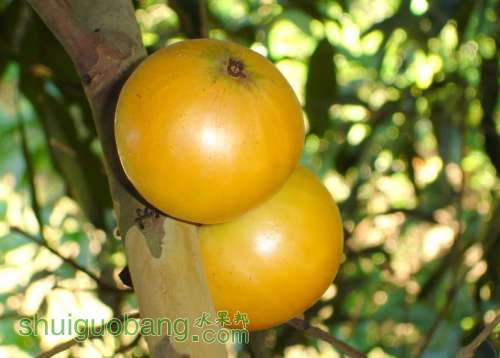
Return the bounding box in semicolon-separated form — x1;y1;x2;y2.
115;39;304;224
199;166;343;331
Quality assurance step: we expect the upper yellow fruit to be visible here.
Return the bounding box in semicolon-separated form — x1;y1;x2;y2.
199;166;344;330
115;39;304;224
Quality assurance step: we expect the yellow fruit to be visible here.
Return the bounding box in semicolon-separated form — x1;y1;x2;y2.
115;39;304;224
200;166;344;330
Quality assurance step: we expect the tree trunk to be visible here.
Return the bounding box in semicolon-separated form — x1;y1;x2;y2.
25;1;227;356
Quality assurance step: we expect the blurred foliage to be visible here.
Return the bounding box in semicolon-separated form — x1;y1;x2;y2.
0;0;499;357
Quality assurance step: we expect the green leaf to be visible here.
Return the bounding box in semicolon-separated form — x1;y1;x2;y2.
305;38;336;136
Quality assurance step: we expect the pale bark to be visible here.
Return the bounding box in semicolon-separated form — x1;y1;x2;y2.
26;1;226;356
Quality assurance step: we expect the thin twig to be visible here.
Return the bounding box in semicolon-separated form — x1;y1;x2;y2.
37;339;75;358
287;318;366;358
10;226;129;293
37;312;140;358
457;313;500;358
17;109;45;240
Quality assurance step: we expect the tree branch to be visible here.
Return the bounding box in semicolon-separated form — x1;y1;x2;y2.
17;105;44;238
10;226;127;293
25;1;226;356
457;313;500;358
287;318;366;358
27;0;146;197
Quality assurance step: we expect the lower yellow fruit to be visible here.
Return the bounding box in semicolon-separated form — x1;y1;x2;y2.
199;166;344;331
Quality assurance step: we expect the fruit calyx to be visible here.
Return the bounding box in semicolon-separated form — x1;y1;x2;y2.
227;57;246;78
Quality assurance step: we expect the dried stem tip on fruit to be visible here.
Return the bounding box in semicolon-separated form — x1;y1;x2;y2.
227;57;246;78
